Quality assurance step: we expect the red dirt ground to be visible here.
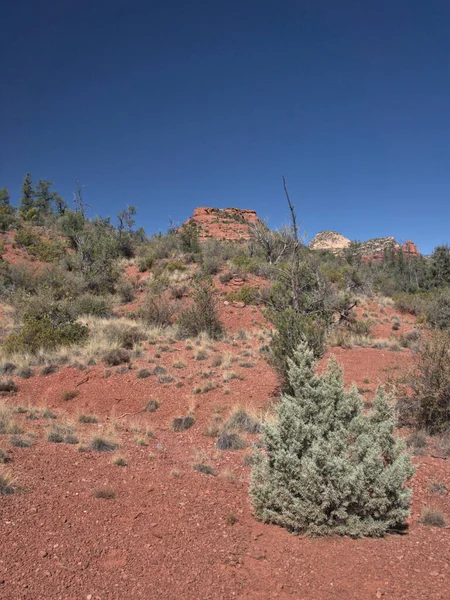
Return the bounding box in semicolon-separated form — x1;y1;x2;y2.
1;302;449;599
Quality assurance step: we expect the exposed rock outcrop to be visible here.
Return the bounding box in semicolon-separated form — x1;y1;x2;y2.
309;230;420;262
183;207;260;242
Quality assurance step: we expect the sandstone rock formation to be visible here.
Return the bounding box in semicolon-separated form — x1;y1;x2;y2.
309;230;420;262
183;207;260;242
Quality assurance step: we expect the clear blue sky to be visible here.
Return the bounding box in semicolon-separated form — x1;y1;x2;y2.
1;1;449;253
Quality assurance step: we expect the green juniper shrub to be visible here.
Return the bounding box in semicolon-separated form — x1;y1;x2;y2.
3;306;88;355
250;341;414;538
226;285;260;306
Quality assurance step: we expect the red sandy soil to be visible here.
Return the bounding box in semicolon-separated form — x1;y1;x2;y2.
1;302;449;599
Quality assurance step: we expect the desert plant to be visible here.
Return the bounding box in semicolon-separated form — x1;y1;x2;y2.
0;467;16;495
113;455;128;467
103;348;130;367
145;399;160;412
9;435;32;448
4;307;88;355
171;416;195;432
178;278;223;339
0;379;18;394
140;291;175;327
408;329;450;432
47;423;78;444
420;507;446;527
93;487;116;499
250;342;414;537
216;431;248;450
193;462;215;476
225;408;261;434
89;436;118;452
137;368;151;379
78;414;98;424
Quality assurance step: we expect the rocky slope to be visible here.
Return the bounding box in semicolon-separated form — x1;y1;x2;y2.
309;230;419;261
183;207;260;242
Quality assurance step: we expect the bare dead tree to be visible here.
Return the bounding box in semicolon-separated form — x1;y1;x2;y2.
73;180;89;219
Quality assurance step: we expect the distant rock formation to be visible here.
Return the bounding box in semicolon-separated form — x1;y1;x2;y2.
309;230;420;262
183;207;260;242
308;231;351;254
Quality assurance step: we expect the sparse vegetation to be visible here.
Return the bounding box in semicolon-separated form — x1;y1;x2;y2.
89;436;119;452
172;416;195;432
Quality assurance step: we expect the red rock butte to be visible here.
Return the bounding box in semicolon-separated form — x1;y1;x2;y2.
183;207;261;242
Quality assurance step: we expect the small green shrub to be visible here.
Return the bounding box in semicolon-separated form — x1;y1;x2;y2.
226;285;260;306
3;309;88;355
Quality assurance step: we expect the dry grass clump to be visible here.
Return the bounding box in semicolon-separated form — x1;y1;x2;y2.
193;381;217;395
172;360;186;369
47;423;79;444
93;487;116;500
420;507;447;527
0;448;12;464
224;407;261;434
9;435;32;448
136;368;151;379
78;414;99;424
428;480;447;495
40;364;59;376
113;455;128;466
172;415;195;432
89;436;119;452
193;462;215;476
103;348;130;367
216;431;248;451
194;348;208;361
0;379;18;394
145;399;160;412
0;401;18;434
0;467;17;495
62;389;79;401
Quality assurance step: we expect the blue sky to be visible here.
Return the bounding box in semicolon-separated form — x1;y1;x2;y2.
1;0;449;253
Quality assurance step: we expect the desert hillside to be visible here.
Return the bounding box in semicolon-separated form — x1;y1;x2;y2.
0;185;449;600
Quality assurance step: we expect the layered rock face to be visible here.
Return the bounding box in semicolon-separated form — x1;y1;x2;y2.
183;207;260;242
309;230;420;262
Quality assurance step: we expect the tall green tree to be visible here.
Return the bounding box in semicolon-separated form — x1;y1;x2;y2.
19;172;36;220
0;187;16;231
